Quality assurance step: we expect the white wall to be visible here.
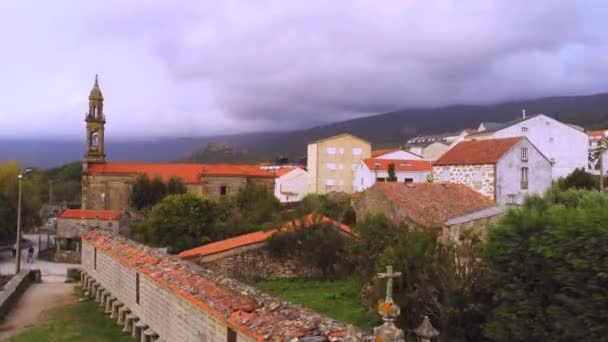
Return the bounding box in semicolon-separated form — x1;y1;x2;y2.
493;114;588;179
353;163;430;192
275;168;308;203
496;139;552;205
376;150;422;160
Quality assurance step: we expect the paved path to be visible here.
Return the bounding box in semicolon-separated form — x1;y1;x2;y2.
0;282;76;340
0;234;74;281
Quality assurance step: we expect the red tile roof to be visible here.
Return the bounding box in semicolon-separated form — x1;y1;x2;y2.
83;229;358;340
371;148;400;157
589;130;607;140
434;137;522;166
178;214;356;260
59;209;121;220
368;182;495;227
363;158;431;172
88;163;276;183
201;164;276;178
88;163;204;183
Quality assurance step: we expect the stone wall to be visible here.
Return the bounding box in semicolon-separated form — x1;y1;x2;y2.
57;217;120;238
203;176;275;201
81;229;354;341
200;245;319;281
433;164;495;200
0;270;40;321
442;212;504;243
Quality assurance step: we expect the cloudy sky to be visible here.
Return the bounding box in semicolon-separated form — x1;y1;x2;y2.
1;1;607;140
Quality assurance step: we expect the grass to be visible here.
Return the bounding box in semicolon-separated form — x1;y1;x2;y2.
253;277;378;331
10;288;132;342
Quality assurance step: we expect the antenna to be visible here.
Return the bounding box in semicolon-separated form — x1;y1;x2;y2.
522;109;526;119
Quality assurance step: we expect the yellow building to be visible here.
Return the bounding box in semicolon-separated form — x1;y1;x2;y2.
307;134;371;194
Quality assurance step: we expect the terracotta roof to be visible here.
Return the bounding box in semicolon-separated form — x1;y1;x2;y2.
370;182;495;227
178;214;356;260
83;229;360;340
59;209;121;220
88;163;204;183
88;163;275;183
363;158;431;172
434;137;522;165
589;130;607;140
371;148;400;157
201;164;276;178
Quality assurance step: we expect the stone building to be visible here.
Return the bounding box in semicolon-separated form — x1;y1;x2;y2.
433;137;552;205
353;182;497;232
307;133;371;194
81;228;358;341
80;76;275;211
178;214;357;281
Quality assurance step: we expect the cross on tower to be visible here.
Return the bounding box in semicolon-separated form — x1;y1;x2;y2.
378;265;401;303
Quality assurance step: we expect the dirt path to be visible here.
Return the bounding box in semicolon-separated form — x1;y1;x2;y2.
0;282;76;340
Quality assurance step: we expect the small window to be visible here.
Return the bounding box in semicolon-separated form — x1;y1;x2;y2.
94;248;97;270
549;137;554;142
339;147;344;154
521;167;529;190
326;147;336;155
507;194;516;204
220;185;227;196
326;178;336;186
227;328;237;342
404;178;414;183
135;273;140;305
522;127;528;133
326;163;337;170
352;148;362;155
339;164;343;170
521;147;528;162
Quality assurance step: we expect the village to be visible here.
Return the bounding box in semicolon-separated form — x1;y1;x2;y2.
0;70;605;342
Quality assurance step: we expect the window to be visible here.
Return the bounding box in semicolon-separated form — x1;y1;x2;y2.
404;178;414;183
326;178;336;186
521;167;529;190
339;163;343;170
549;137;554;142
352;148;362;155
326;163;337;170
326;147;336;154
227;328;237;342
521;147;528;162
339;147;344;154
135;273;140;304
522;126;528;133
220;185;227;196
94;248;97;270
507;194;516;204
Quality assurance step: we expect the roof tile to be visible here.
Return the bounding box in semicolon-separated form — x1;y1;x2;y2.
434;137;522;165
59;209;121;220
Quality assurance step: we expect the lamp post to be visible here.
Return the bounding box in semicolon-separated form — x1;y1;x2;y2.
15;168;32;274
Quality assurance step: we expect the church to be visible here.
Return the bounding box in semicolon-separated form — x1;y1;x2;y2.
81;76;276;211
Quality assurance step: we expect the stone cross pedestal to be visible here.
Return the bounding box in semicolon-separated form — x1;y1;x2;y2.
373;265;404;342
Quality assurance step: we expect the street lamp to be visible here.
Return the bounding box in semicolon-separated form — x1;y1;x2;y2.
15;168;32;274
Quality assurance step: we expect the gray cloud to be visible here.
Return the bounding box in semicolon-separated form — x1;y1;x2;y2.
1;0;608;139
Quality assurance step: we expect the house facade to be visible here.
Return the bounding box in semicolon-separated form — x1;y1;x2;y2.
273;167;308;203
353;158;431;192
433;137;552;205
307;133;371;194
466;114;588;179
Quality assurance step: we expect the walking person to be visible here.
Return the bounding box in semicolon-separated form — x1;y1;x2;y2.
27;246;35;264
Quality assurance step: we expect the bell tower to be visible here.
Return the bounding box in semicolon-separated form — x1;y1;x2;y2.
84;74;106;165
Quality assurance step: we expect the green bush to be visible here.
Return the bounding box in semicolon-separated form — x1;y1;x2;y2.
484;189;608;341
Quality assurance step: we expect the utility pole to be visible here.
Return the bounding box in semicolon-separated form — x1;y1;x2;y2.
15;169;32;274
601;152;604;193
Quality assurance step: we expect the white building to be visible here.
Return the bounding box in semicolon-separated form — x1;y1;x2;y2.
466;114;588;179
371;148;422;160
274;167;308;203
588;129;608;174
353;158;432;192
433;137;552;205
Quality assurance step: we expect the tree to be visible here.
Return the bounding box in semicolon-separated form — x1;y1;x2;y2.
131;174;152;209
149;176;167;204
484;189;608;341
557;168;596;190
233;184;281;229
167;176;187;195
136;194;221;253
387;163;397;182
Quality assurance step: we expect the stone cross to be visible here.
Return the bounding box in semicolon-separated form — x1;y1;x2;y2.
378;265;401;303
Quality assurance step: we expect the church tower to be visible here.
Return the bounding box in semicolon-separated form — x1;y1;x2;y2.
84;74;106;165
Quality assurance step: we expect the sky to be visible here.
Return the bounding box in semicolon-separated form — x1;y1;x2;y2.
0;1;607;140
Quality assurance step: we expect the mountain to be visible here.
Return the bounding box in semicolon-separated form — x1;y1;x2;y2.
4;93;608;168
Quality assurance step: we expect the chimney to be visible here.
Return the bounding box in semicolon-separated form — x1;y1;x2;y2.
522;109;526;119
